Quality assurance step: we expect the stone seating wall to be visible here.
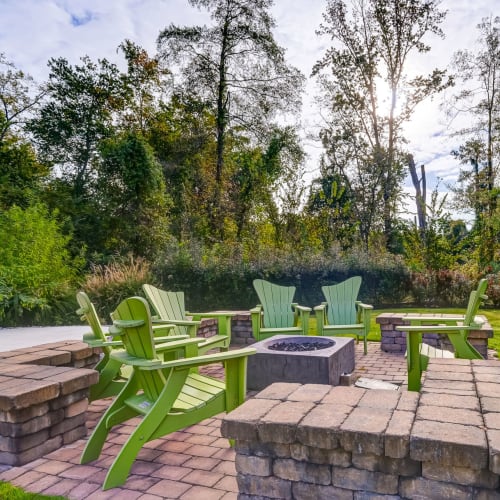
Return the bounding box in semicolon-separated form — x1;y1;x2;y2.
222;358;500;499
0;341;101;465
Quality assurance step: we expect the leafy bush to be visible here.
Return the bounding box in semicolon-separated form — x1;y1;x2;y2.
0;203;82;325
485;273;500;308
409;270;474;307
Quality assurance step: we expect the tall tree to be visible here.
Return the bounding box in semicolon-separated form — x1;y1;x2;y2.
449;16;500;267
27;56;128;254
314;0;451;250
28;56;127;200
157;0;304;239
0;55;48;209
306;172;358;251
97;132;172;258
118;40;171;134
230;126;305;243
0;54;44;145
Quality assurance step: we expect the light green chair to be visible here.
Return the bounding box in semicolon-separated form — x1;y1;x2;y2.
143;284;235;353
76;291;183;401
80;296;255;490
398;278;488;391
313;276;373;354
250;279;311;341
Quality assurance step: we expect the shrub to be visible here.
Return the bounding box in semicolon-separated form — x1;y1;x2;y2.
152;241;411;310
485;273;500;308
409;270;474;307
0;203;82;325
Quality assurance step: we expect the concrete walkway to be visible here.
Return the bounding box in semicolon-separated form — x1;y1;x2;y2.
0;326;89;351
0;341;413;499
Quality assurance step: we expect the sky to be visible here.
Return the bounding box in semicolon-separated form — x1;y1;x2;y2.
0;0;497;219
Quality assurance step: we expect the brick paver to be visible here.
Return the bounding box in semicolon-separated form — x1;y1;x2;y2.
0;342;486;499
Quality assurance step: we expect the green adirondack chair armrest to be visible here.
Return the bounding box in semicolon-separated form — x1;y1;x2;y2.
110;351;163;367
398;324;478;333
293;304;311;334
83;335;125;348
152;318;202;327
186;311;235;338
313;304;327;335
109;320;144;338
139;347;256;371
294;304;312;313
356;302;373;311
250;305;263;338
113;319;145;329
186;312;236;318
110;337;202;365
403;315;464;323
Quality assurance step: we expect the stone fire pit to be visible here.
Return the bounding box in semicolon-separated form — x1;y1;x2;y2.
247;335;354;390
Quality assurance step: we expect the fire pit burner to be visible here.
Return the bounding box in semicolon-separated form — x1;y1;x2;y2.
268;339;334;352
247;335;355;390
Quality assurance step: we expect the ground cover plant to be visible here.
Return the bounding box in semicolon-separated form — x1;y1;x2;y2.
0;481;66;500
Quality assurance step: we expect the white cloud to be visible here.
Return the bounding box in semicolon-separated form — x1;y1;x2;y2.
0;0;495;192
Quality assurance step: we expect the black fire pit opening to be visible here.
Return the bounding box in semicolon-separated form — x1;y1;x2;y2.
268;338;335;352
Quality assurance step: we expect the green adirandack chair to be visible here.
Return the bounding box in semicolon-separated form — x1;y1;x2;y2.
397;278;488;391
313;276;373;355
80;295;255;490
250;279;311;341
76;291;184;401
142;284;235;353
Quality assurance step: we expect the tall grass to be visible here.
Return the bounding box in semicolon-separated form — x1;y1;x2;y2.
81;255;153;318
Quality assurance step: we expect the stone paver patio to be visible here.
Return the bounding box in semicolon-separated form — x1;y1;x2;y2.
0;342;495;499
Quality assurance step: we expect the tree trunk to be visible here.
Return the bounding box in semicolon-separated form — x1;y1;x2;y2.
408;154;426;238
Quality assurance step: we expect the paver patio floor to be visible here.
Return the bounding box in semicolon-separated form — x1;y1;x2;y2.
0;342;494;499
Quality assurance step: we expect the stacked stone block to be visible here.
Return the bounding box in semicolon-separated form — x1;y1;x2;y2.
194;312;253;344
222;358;500;498
0;341;100;465
377;313;493;358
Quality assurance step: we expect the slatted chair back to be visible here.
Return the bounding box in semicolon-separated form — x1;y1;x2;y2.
143;284;187;336
321;276;361;326
76;291;111;356
253;279;296;328
463;278;489;326
112;296;168;402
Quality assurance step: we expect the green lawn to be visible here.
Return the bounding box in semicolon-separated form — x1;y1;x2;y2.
0;482;66;499
309;307;500;354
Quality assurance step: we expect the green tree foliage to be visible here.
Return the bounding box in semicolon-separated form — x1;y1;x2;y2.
306;173;358;250
148;94;217;241
157;0;305;239
97;132;172;258
0;204;82;324
0;138;48;209
230;126;306;245
449;16;500;267
118;40;171;134
314;0;451;250
28;56;127;198
0;55;49;210
402;189;468;271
